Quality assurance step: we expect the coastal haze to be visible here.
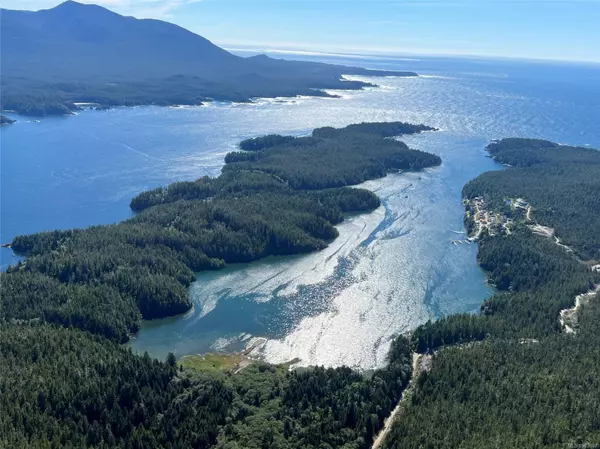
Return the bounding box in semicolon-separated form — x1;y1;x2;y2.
3;55;599;368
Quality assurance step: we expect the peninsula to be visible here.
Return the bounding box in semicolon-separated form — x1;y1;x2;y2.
0;115;15;125
383;138;600;448
3;121;440;342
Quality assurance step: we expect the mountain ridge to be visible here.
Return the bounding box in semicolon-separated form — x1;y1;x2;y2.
0;1;417;116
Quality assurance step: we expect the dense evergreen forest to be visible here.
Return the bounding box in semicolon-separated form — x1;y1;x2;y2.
2;121;439;344
3;136;599;448
383;139;600;448
464;138;600;261
0;323;413;449
0;77;361;117
223;124;438;190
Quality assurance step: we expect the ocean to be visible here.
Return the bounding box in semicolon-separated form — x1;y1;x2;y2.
1;54;599;368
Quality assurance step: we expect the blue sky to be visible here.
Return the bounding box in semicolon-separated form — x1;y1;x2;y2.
3;0;600;62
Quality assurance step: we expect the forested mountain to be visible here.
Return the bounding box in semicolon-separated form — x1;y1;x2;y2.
0;1;417;115
3;122;439;343
383;139;600;448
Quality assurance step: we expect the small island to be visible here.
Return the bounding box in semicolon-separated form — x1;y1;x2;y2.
0;115;16;125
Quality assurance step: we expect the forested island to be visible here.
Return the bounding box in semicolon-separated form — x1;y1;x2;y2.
1;1;417;116
2;137;599;448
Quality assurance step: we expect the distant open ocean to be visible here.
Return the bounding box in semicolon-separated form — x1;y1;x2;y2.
2;53;599;368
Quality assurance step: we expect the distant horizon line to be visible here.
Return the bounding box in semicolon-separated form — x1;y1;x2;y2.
3;1;598;66
222;44;600;66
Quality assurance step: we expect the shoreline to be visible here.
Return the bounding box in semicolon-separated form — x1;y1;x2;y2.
178;337;307;374
6;122;441;348
1;72;417;119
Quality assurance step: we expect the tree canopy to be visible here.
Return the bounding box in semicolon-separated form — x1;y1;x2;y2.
4;136;597;449
3;122;439;343
383;138;600;449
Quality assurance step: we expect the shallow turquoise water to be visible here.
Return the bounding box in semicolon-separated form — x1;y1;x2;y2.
2;55;599;368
